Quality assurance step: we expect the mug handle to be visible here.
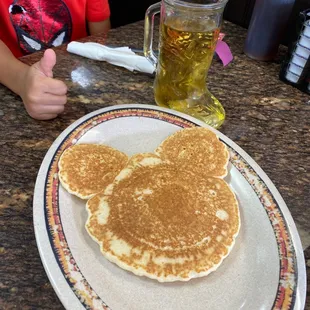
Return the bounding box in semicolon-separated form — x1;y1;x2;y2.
144;2;161;68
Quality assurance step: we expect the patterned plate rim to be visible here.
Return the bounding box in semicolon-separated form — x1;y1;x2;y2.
33;104;306;310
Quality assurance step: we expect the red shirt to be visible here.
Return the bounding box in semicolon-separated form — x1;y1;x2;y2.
0;0;110;57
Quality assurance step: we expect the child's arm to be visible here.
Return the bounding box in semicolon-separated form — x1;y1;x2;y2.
88;19;111;35
0;41;67;120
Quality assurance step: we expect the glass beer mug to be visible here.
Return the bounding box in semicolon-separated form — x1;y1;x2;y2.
144;0;228;128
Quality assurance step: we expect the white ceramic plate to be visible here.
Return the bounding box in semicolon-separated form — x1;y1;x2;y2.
33;104;306;310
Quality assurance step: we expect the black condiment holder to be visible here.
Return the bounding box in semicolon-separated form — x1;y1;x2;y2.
279;9;310;95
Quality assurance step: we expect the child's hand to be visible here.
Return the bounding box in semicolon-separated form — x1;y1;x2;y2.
20;49;68;120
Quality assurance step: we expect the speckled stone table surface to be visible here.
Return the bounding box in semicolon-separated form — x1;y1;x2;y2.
0;20;309;309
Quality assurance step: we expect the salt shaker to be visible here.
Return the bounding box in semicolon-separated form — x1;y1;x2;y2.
244;0;295;61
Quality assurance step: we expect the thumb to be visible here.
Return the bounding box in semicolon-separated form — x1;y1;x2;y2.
35;49;56;78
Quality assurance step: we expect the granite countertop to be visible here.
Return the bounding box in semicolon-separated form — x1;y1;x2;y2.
0;20;309;309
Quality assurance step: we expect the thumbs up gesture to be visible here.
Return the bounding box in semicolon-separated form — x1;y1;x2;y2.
20;49;68;120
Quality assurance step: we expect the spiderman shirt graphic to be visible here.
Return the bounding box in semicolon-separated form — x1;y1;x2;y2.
9;0;72;55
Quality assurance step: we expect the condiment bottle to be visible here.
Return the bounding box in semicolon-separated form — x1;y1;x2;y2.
244;0;296;61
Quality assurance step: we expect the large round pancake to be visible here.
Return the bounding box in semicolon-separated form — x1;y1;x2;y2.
155;127;229;178
86;155;240;282
58;144;128;199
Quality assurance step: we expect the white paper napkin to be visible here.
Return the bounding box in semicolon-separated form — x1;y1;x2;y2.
67;41;155;74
